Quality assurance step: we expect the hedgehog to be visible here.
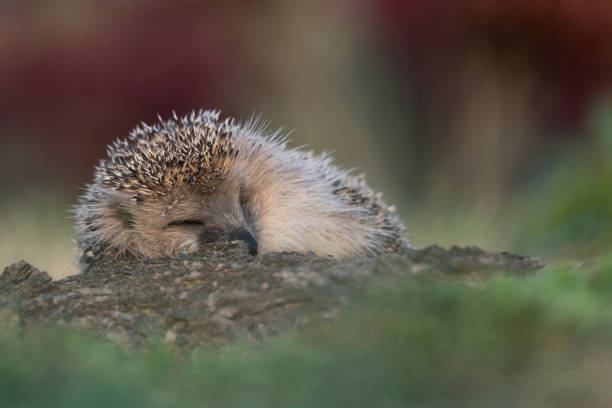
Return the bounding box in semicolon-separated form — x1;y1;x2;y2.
74;110;408;268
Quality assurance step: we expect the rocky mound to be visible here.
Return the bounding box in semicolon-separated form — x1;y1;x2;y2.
0;243;544;349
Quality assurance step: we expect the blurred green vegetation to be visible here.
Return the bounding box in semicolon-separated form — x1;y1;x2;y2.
512;97;612;258
404;98;612;261
3;256;612;407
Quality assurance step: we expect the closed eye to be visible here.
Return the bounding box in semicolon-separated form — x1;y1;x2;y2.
166;219;204;227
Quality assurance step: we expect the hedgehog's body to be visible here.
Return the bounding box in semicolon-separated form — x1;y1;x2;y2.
74;111;407;267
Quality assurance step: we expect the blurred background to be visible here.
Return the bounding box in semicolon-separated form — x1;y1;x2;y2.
1;0;611;278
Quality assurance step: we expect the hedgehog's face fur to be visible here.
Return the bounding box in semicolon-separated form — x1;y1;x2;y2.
91;181;258;258
75;110;407;264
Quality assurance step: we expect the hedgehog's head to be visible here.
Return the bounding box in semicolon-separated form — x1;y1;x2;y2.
75;111;259;258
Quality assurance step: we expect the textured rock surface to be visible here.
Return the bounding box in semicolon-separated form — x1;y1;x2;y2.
0;243;544;349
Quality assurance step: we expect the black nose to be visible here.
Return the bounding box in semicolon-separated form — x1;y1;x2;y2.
228;228;258;255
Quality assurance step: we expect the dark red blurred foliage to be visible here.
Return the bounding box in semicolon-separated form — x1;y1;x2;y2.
375;0;612;127
377;0;612;129
0;1;249;182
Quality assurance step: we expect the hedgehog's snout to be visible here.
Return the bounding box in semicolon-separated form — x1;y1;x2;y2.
228;228;258;255
197;226;258;255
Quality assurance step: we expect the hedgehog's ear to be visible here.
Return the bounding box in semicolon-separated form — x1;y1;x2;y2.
102;189;136;229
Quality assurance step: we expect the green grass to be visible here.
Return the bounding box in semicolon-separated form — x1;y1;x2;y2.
2;256;612;407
